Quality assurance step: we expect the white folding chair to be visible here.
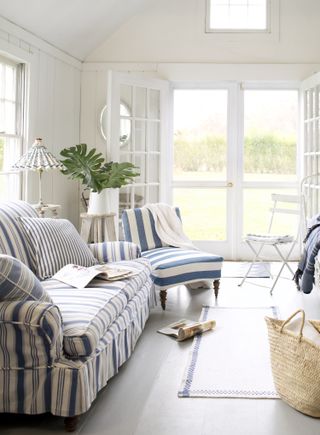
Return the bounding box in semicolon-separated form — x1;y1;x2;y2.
239;193;303;294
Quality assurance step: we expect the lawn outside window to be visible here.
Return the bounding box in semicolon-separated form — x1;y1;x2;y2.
206;0;271;33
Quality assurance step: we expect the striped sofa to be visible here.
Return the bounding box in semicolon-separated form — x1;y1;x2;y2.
122;207;223;309
0;201;155;431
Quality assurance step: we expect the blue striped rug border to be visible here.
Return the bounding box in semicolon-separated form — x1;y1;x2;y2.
178;305;279;398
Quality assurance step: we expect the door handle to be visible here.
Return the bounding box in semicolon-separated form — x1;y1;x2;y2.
227;182;234;187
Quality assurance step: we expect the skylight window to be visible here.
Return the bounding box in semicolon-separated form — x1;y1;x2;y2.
207;0;269;32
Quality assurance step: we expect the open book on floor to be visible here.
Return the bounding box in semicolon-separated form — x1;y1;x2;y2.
53;264;139;288
157;319;216;342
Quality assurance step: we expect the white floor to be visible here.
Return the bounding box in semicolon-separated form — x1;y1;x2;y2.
2;263;320;435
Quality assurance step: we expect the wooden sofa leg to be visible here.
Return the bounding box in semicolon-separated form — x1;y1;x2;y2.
160;290;167;310
64;416;79;432
213;279;220;298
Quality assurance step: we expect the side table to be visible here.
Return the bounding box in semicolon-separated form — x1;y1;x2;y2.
33;204;61;218
80;212;117;243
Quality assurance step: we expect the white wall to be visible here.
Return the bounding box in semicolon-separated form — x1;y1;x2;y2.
0;17;81;227
81;0;320;154
86;0;320;64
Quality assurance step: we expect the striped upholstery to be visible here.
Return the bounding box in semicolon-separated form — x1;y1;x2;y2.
0;281;155;416
0;201;155;418
18;217;97;280
142;247;223;289
122;208;168;251
43;258;152;358
88;241;141;263
122;207;223;291
0;254;52;303
0;201;38;270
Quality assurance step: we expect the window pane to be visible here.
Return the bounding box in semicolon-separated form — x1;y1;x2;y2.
209;0;267;30
5;101;16;134
5;65;16;101
0;57;22;201
149;89;160;119
173;89;228;181
244;90;298;182
0;173;20;201
173;188;227;240
148;121;160;152
135;87;147;118
0;136;21;171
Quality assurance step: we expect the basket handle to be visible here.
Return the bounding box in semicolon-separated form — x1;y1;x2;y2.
280;309;305;341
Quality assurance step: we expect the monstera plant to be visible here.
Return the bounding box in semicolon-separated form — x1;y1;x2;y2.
60;143;139;213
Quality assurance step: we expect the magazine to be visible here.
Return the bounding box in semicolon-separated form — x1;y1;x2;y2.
157;318;216;342
53;264;139;288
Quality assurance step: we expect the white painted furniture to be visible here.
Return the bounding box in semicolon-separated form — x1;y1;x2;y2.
33;203;61;218
80;212;117;243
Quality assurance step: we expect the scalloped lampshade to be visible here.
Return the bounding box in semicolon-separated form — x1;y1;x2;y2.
12;138;63;207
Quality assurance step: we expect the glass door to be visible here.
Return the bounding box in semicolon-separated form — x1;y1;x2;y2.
240;86;300;260
171;84;300;260
301;73;320;219
107;71;169;235
171;85;237;258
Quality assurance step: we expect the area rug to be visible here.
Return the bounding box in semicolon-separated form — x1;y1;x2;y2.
222;262;271;278
178;306;279;398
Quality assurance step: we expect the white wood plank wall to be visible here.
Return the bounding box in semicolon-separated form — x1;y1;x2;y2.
0;17;82;228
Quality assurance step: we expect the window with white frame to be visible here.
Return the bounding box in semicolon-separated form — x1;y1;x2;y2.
0;55;25;200
207;0;269;32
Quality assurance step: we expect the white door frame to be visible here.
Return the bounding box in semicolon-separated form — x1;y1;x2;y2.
169;81;239;259
169;80;301;260
107;70;170;234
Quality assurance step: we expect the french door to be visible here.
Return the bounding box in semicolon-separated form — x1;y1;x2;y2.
171;83;239;259
106;71;169;234
171;83;300;260
107;73;300;259
301;72;320;219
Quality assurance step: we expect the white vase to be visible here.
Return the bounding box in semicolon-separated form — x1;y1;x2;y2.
87;189;118;215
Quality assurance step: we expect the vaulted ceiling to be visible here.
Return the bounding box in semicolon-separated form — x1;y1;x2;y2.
0;0;151;60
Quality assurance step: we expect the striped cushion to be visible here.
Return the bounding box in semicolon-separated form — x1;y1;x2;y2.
0;280;154;417
142;247;223;289
88;241;141;263
122;208;167;251
43;257;152;357
0;254;52;302
18;217;97;280
0;200;38;270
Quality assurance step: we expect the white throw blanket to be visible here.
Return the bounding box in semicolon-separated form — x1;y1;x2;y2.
144;203;196;250
143;203;211;289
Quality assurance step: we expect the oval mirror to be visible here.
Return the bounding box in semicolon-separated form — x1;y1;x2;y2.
99;102;131;147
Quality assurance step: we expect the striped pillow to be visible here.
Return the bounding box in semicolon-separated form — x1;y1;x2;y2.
0;254;52;302
18;217;97;280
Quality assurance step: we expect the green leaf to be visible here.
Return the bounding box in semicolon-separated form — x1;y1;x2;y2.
60;144;140;192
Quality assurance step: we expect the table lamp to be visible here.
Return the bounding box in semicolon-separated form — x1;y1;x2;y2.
12;138;63;209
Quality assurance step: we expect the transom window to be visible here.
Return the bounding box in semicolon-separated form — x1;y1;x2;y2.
207;0;269;32
0;55;25;200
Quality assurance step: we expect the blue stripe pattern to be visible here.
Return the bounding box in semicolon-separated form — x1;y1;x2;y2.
0;200;155;418
142;247;222;289
0;201;38;270
122;207;223;291
122;208;167;251
18;217;97;280
88;241;141;263
0;254;52;303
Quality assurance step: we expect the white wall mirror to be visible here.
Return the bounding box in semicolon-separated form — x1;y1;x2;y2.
99;102;131;147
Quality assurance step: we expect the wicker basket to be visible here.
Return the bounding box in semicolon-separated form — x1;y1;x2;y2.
265;310;320;417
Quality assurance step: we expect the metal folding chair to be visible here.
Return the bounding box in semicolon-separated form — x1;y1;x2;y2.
239;193;302;294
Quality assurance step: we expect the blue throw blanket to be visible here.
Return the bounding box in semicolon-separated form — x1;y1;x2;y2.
295;224;320;293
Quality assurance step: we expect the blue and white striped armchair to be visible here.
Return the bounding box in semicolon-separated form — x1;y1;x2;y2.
0;201;154;431
122;207;223;310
